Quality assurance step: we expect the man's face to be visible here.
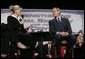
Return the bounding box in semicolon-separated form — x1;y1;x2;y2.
52;8;61;17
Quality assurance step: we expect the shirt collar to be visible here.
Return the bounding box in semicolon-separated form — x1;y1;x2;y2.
11;14;21;21
56;16;61;21
11;14;18;19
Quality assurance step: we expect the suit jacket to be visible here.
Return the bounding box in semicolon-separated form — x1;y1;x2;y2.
7;16;26;32
7;16;27;43
7;16;35;49
49;17;72;35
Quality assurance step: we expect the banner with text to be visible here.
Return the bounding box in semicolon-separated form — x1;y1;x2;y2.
1;9;84;34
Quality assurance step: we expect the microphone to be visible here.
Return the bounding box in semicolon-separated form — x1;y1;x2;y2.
19;14;24;22
21;14;24;19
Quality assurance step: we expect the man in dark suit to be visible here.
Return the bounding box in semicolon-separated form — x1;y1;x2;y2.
49;7;75;57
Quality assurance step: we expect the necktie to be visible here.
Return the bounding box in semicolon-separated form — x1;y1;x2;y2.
57;18;62;30
57;18;61;23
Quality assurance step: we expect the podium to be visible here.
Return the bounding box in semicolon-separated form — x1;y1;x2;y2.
29;32;54;58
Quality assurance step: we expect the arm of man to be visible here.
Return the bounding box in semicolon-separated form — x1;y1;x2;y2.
59;18;72;36
49;20;56;35
56;18;71;36
66;18;72;34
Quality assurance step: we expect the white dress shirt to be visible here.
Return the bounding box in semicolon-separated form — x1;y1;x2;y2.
56;16;61;21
